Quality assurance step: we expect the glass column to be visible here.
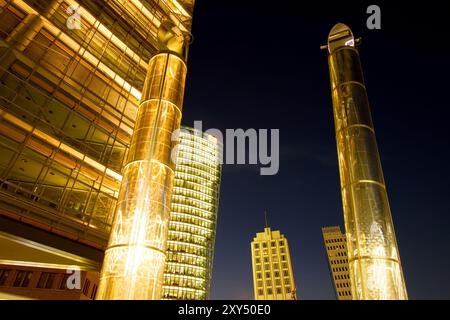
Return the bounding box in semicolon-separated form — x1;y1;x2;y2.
96;51;187;300
325;23;408;300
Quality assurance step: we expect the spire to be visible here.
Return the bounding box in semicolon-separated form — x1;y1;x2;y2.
264;210;268;229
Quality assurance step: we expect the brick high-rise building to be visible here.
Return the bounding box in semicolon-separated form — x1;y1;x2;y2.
322;226;352;300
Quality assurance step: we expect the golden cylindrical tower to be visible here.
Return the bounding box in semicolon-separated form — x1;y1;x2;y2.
96;23;188;300
325;23;407;300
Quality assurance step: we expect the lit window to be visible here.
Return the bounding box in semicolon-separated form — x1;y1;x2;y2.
37;272;56;289
13;271;32;288
60;273;71;290
83;279;91;296
90;285;98;300
0;269;10;286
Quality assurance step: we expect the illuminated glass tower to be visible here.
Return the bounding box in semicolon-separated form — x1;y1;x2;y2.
162;127;222;300
251;227;297;300
324;23;407;299
0;0;195;300
322;226;352;300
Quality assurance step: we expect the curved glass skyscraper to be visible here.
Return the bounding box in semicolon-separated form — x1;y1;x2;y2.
162;127;222;300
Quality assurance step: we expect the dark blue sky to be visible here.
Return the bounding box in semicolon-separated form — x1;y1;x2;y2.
181;1;450;299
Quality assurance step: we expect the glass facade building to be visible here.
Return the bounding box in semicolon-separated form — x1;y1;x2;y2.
0;0;199;299
0;0;194;249
163;127;222;300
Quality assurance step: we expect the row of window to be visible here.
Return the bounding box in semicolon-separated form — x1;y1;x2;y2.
162;287;205;300
257;278;291;287
332;266;349;273
325;238;345;244
254;240;285;249
170;212;215;230
334;251;347;257
166;252;207;268
168;230;210;247
255;262;289;271
171;195;216;212
167;241;208;257
174;178;218;196
176;152;221;172
172;203;214;221
335;274;350;280
173;185;216;203
254;247;286;256
255;271;290;279
327;245;345;250
338;290;352;297
0;269;96;299
179;134;221;151
331;259;348;265
169;221;213;238
336;282;350;289
257;286;292;296
163;275;205;290
176;164;220;183
164;263;206;278
255;255;287;264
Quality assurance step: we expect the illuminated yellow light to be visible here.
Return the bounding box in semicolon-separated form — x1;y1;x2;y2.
165;262;206;270
12;0;143;100
66;0;148;70
162;127;222;300
0;110;122;184
326;23;407;300
163;0;191;18
96;53;187;300
129;0;162;28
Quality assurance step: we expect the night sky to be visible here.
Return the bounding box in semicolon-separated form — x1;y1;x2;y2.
181;1;450;299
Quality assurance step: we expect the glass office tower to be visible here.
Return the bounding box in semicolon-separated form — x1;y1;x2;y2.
0;0;195;297
162;127;222;300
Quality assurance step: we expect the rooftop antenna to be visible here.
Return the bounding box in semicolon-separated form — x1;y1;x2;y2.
264;210;268;228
